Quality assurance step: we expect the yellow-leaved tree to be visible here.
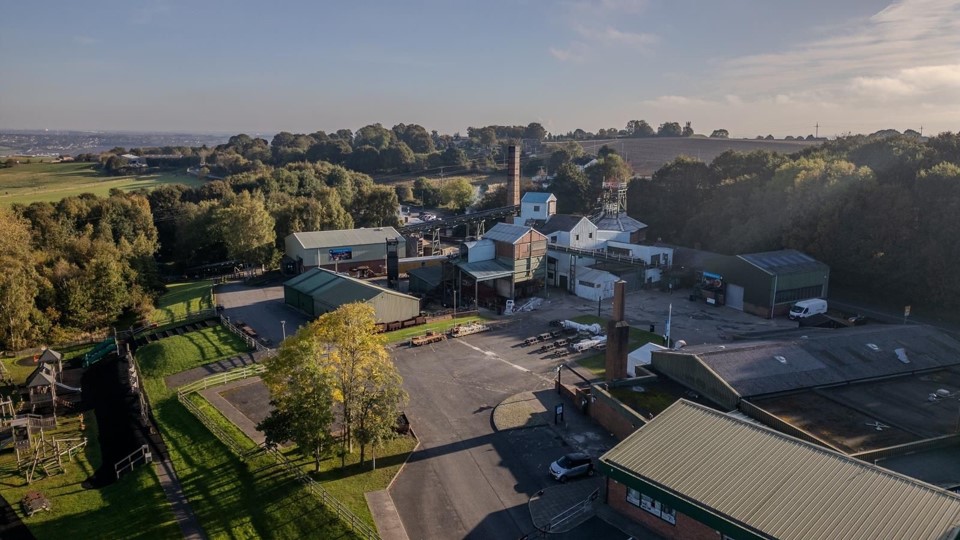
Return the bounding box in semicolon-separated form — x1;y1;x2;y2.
259;302;407;471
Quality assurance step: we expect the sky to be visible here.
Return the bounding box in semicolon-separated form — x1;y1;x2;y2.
1;0;958;138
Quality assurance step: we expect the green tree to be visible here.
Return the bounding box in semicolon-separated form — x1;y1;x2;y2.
524;122;547;141
316;303;405;458
440;178;476;212
352;185;401;228
682;122;695;137
354;124;395;150
215;191;276;267
658;122;683;137
413;177;442;207
551;163;591;214
259;324;336;471
0;209;41;350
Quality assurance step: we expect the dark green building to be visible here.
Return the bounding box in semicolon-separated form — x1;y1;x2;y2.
705;249;829;318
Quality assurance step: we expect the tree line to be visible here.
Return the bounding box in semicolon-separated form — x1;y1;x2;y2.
630;132;960;308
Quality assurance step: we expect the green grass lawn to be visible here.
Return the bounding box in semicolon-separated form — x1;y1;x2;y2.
0;414;180;539
608;385;680;417
148;281;214;326
185;389;416;528
136;326;249;378
142;376;358;539
384;315;488;344
0;162;202;205
569;315;662;378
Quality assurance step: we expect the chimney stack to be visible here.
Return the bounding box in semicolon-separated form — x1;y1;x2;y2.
507;145;520;222
605;281;630;381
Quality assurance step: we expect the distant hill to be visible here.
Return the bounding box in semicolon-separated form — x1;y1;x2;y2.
549;137;822;176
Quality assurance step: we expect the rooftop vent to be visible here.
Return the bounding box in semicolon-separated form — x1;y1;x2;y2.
774;355;787;364
866;343;880;351
894;347;909;363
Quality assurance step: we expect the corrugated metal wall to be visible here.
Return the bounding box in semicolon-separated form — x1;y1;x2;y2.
651;352;739;410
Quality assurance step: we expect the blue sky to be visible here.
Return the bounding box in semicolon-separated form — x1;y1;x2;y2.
1;0;958;138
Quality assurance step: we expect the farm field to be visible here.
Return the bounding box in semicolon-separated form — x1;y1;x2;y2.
551;137;821;176
0;162;202;205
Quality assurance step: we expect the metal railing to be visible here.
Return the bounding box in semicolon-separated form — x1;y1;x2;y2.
546;488;599;533
115;444;153;480
178;392;255;456
547;242;649;266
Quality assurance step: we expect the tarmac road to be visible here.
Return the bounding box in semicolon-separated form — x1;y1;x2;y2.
215;282;310;346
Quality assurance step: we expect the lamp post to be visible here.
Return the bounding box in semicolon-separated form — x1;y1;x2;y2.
280;320;286;341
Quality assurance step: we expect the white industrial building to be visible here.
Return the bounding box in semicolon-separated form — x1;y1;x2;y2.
283;227;406;274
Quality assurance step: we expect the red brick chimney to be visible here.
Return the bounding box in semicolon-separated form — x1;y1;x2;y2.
506;145;520;223
605;281;630;380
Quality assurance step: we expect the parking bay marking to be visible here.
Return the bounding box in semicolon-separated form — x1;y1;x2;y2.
453;340;553;384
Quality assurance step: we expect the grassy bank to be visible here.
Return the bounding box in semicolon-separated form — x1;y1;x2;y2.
136;326;248;378
148;281;214;326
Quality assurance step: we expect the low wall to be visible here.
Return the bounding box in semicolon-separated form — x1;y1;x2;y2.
589;385;647;440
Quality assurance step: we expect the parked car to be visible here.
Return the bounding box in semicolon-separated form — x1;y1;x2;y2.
549;452;594;482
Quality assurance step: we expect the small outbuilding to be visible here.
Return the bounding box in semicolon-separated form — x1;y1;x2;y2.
283;268;420;324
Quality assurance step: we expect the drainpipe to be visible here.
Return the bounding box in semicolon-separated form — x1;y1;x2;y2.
771;274;778;319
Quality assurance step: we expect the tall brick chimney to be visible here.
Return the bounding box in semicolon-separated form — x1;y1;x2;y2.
506;145;520;223
605;281;630;380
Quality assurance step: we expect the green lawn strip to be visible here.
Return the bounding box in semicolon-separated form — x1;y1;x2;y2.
3;343;96;385
0;162;203;206
143;378;356;539
136;326;249;378
384;315;488;344
568;315;662;378
148;281;214;326
186;388;416;528
0;414;180;539
607;385;679;417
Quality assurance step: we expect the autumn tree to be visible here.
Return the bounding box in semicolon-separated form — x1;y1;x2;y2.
215;191;276;267
440;178;476;212
259;324;336;471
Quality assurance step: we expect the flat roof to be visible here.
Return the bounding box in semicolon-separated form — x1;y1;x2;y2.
456;259;513;281
288;227;403;250
667;325;960;397
601;400;960;540
738;249;827;275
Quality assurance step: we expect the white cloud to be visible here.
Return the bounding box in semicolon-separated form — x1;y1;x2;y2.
574;25;657;48
549;42;588;62
550;0;657;61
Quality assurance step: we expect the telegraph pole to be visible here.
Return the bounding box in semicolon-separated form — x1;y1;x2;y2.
815;122;819;139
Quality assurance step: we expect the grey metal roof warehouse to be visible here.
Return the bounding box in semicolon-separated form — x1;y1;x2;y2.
601;400;960;540
654;325;960;401
288;227;403;250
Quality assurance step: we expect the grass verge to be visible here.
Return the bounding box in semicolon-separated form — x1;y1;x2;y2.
142;376;358;539
569;315;662;378
0;414;179;539
384;315;488;344
148;281;214;326
186;388;416;527
2;343;95;385
136;326;249;378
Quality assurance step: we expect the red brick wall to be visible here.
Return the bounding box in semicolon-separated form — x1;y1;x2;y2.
589;395;639;440
607;480;721;540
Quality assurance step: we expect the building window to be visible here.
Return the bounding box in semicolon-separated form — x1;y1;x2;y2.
547;272;555;280
534;205;541;211
578;280;595;288
640;494;661;517
575;234;580;241
551;236;558;243
588;232;593;239
626;488;641;506
660;505;676;525
651;254;661;266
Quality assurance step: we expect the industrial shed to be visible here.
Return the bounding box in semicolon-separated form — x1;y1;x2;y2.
283;268;420;324
705;249;829;318
600;400;960;540
283;227;406;274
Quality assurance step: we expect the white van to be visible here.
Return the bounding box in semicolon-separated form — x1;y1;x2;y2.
789;298;828;320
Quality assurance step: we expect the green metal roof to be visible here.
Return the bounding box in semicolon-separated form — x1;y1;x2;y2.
284;268;417;311
601;400;960;540
456;259;514;281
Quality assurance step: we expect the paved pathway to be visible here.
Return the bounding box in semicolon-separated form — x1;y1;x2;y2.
365;490;410;540
198;378;266;445
164;350;269;389
154;458;206;540
528;478;604;533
